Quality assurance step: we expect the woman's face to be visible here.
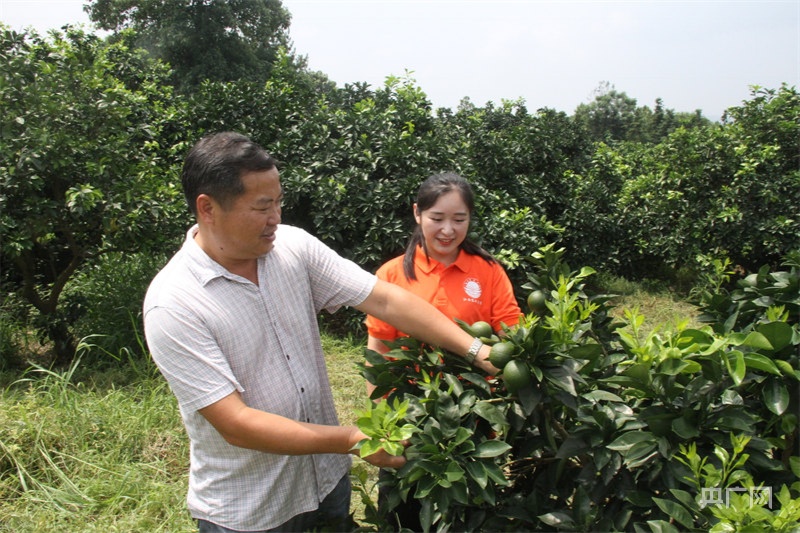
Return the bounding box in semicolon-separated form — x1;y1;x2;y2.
414;189;470;266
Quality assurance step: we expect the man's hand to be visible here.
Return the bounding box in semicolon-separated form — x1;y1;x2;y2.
348;428;408;468
360;441;409;469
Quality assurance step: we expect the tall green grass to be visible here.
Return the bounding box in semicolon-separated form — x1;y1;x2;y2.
0;346;192;532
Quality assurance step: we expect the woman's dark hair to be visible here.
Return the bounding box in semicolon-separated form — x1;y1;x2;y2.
181;131;277;216
402;172;496;280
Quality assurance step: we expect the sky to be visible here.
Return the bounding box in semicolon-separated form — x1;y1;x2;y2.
2;0;798;120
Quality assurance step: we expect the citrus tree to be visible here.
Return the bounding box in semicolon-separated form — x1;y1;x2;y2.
356;245;800;532
0;26;186;365
616;85;800;278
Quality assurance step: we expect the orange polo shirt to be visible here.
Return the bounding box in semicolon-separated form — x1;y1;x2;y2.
366;246;522;341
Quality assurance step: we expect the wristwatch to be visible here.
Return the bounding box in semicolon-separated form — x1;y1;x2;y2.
465;337;484;364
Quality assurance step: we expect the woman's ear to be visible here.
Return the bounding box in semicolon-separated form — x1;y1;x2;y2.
413;203;421;225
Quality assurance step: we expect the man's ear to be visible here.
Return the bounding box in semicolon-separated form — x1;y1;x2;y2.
196;194;216;225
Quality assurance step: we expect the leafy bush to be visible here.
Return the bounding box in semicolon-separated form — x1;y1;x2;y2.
691;251;800;334
64;252;169;363
615;86;800;278
357;245;800;532
0;27;185;365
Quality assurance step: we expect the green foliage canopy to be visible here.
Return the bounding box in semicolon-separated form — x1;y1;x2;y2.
358;246;800;532
85;0;293;91
616;85;800;277
0;26;185;364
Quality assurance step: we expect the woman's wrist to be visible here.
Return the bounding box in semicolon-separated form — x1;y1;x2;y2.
476;344;499;375
464;337;484;364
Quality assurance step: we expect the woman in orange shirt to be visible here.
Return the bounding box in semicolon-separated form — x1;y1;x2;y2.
366;171;521;358
364;172;522;531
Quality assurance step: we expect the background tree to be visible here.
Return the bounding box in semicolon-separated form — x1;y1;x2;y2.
0;26;186;365
575;82;710;144
615;85;800;279
85;0;292;91
574;82;639;142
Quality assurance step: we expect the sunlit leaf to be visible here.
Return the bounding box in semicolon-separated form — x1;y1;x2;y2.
472;440;512;458
763;378;789;415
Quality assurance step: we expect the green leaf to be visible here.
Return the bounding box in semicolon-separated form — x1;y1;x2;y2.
677;328;714;349
460;372;493;393
545;366;577;395
452;426;473;447
653;497;695;530
743;352;781;375
624;441;658;467
658;358;701;375
582;390;624;402
538;512;576;528
473;400;509;431
484;461;509;486
358;439;381;458
414;474;437;499
435;395;461;438
672;417;700;439
556;436;589;459
472;440;512;458
763;378;789;415
645;519;682;533
444;461;465;482
725;350;746;386
756;321;794;351
607;431;656;452
775;359;797;378
790;456;800;477
700;336;731;355
569;343;604;359
419;495;433;531
392;423;418;441
741;331;774;350
382;440;404;456
464;460;488;488
669;488;701;513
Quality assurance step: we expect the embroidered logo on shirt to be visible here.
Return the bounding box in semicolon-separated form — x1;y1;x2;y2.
464;278;482;299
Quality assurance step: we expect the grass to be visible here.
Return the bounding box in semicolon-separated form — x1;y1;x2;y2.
0;359;193;532
597;272;702;336
0;287;700;532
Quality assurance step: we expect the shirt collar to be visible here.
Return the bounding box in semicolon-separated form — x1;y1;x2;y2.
183;224;248;286
414;245;469;274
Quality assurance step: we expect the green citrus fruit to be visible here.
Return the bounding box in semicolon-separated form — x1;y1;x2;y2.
503;360;532;392
470;320;493;339
527;290;547;313
489;341;515;368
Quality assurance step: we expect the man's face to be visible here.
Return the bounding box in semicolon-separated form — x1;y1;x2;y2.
214;168;283;260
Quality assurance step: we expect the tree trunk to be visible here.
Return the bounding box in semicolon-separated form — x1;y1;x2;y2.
47;319;78;368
